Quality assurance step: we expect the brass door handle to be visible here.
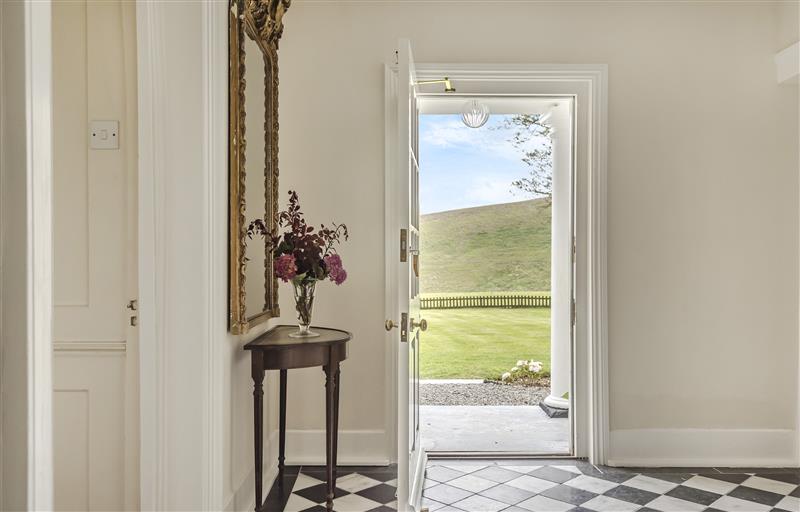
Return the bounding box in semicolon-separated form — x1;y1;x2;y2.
385;319;398;331
410;318;428;331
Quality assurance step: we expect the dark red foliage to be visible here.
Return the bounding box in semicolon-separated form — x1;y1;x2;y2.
247;191;349;282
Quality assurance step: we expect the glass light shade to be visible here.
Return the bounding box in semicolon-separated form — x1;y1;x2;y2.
461;100;490;128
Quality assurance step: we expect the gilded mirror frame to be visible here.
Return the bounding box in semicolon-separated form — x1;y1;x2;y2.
229;0;290;334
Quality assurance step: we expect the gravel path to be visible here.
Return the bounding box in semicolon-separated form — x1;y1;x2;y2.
420;381;549;406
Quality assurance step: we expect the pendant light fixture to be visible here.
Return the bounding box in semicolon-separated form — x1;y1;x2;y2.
461;99;490;128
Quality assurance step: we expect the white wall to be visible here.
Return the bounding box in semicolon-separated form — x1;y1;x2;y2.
141;4;798;506
137;2;281;510
277;0;799;465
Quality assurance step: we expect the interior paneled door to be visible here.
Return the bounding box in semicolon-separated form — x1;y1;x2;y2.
51;1;139;510
393;38;426;511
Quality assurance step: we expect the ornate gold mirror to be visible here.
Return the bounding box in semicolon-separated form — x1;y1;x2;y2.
229;0;290;334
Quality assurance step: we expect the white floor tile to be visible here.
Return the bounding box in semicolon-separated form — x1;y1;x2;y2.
442;464;488;474
742;476;798;496
516;494;575;512
621;474;679;494
447;474;497;493
505;475;559;494
336;473;382;493
776;495;800;512
563;475;619;494
451;494;508;512
282;493;317;512
552;465;582;474
646;495;706;512
682;475;739;495
502;465;543;475
290;473;323;492
331;493;383;511
581;495;641;512
710;495;772;512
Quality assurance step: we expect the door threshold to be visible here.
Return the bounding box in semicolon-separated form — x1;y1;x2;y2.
428;451;580;460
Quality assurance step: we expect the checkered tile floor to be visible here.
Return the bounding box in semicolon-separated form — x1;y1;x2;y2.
265;465;397;511
422;460;799;512
265;461;799;511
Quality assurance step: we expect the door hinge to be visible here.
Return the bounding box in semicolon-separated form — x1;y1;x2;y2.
127;299;138;327
400;229;408;262
400;312;408;343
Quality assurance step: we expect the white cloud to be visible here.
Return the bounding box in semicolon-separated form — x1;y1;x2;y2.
422;116;546;162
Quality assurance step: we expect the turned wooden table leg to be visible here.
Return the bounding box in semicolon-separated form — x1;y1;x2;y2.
251;352;265;512
279;369;287;482
324;362;339;510
333;365;341;487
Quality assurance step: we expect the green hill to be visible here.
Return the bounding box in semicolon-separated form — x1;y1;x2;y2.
420;199;551;294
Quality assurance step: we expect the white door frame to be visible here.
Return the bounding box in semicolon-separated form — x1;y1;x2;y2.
384;63;609;464
0;0;55;507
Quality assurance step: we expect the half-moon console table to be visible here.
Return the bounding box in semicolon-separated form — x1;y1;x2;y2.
244;325;351;511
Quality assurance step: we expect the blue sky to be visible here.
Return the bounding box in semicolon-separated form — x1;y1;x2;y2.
419;114;543;215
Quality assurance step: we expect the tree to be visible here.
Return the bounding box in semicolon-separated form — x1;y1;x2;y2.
503;114;553;202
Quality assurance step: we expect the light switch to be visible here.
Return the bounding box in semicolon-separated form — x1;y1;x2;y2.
89;120;119;150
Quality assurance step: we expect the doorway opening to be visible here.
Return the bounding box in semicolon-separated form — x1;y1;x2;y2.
417;95;575;456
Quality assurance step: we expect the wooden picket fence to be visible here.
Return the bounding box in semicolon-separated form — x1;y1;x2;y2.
420;294;550;310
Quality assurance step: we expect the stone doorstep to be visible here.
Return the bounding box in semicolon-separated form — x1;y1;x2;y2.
539;401;569;418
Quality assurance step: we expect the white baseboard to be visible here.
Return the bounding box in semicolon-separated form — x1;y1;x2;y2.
609;428;799;467
285;429;390;466
227;430;280;512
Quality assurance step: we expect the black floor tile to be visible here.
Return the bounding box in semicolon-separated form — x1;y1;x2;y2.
728;485;784;506
294;482;348;504
356;483;398;504
753;472;800;485
540;484;597;505
697;472;750;484
604;484;660;505
666;484;721;506
644;472;693;484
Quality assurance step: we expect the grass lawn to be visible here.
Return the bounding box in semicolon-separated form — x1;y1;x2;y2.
421;199;552;294
420;307;551;379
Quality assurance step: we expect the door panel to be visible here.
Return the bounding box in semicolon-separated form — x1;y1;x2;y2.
52;1;138;509
395;38;425;511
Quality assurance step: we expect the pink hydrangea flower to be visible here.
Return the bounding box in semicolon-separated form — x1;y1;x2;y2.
274;253;298;282
324;254;347;285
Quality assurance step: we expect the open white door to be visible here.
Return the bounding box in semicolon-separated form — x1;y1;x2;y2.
387;38;426;511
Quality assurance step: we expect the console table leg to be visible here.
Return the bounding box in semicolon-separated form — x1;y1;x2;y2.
279;369;287;481
324;363;337;509
333;365;340;487
251;352;265;512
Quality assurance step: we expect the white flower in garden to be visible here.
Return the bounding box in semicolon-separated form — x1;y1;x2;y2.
528;365;536;372
511;367;519;372
516;360;525;367
501;372;511;381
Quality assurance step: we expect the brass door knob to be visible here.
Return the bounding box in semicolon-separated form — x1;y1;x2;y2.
410;318;428;331
385;319;398;331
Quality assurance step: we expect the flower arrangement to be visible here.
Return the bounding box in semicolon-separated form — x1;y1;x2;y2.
248;190;349;337
499;359;549;386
